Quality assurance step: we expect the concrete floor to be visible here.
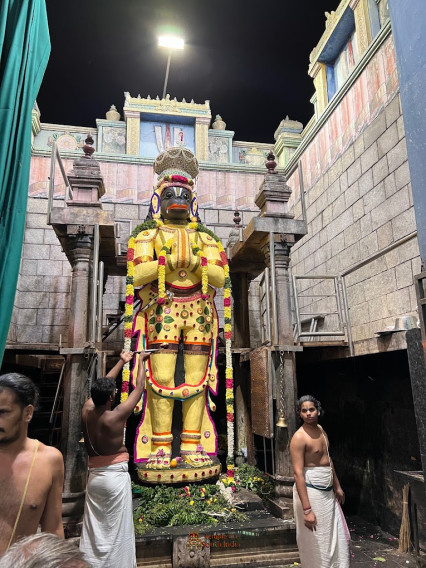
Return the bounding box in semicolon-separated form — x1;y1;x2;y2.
347;516;423;567
285;515;424;567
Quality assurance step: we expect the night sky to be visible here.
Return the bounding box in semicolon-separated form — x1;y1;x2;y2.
38;0;341;144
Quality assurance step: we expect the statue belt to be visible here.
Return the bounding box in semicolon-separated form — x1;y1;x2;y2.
151;281;203;297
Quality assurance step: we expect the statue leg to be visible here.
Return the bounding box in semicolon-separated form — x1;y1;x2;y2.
181;352;213;466
146;352;176;469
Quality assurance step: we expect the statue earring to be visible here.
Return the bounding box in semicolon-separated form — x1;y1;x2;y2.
190;195;198;222
150;191;161;219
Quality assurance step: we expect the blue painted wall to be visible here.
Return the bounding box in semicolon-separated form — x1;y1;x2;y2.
388;0;426;263
388;0;426;499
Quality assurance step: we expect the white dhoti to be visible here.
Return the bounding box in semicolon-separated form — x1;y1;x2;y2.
79;461;136;568
293;466;350;568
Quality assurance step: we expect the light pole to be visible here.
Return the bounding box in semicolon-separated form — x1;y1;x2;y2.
158;35;184;99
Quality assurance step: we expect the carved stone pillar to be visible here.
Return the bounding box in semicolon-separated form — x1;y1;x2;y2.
262;238;297;487
228;153;307;511
61;226;93;533
49;140;117;535
67;227;93;347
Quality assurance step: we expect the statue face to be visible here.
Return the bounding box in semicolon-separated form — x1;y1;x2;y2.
160;185;192;220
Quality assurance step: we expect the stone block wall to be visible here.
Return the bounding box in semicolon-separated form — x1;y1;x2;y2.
8;198;71;346
288;93;420;354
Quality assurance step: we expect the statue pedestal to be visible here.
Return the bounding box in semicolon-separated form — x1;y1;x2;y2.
137;457;221;484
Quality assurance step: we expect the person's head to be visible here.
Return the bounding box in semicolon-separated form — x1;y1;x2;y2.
0;373;39;443
90;377;117;407
296;394;323;425
0;532;90;567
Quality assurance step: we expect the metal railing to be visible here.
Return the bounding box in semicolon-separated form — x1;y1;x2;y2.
47;141;72;225
291;232;418;356
292;274;349;346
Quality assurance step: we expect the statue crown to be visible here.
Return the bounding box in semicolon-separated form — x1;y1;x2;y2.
154;147;199;181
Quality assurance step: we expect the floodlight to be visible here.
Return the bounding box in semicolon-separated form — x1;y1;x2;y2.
158;35;185;98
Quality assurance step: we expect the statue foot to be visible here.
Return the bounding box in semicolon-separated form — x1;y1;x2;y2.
146;449;171;469
181;446;213;467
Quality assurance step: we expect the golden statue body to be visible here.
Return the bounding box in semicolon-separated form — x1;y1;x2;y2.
127;148;227;479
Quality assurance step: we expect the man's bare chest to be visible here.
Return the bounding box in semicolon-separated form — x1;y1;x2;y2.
0;462;50;517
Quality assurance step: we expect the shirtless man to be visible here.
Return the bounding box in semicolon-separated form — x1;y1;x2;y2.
79;349;151;568
290;395;349;568
0;373;64;554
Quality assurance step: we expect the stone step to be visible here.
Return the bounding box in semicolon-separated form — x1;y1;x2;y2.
210;545;299;567
266;496;294;520
136;546;299;568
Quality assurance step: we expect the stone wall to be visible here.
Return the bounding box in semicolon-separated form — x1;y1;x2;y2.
8;198;71;346
288;93;420;354
29;154;265;211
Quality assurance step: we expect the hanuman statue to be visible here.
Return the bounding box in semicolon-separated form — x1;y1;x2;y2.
123;147;232;481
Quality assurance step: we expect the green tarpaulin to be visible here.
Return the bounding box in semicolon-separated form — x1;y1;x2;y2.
0;0;50;365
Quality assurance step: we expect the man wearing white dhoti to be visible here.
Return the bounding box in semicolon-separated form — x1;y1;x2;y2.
290;395;350;568
79;350;152;567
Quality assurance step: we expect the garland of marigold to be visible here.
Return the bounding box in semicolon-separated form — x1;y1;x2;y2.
121;220;162;404
157;238;172;304
122;220;234;477
188;222;234;478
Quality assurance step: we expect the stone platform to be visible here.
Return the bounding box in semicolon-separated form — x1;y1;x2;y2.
137;457;221;484
135;490;298;567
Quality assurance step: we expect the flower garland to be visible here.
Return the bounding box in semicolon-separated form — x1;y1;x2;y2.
123;219;234;477
188;222;234;478
190;244;208;299
121;220;160;405
157;238;173;304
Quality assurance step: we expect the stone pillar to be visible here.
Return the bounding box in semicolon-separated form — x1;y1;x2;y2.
61;227;93;533
124;110;141;155
66;227;93;346
228;152;306;514
262;239;297;480
309;61;328;116
195;117;210;161
350;0;372;57
49;138;117;534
